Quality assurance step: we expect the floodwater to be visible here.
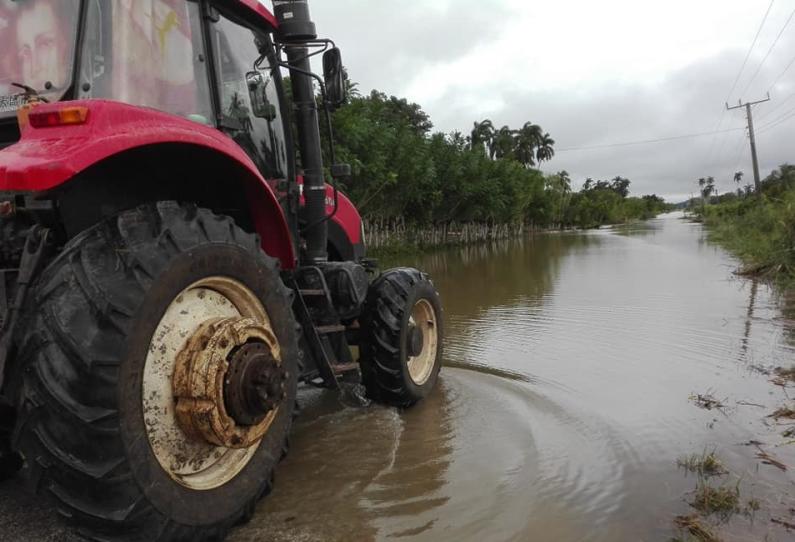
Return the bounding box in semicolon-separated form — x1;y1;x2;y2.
232;212;795;542
1;213;793;541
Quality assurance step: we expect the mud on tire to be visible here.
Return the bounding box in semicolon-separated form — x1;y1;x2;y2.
359;268;443;408
9;202;300;541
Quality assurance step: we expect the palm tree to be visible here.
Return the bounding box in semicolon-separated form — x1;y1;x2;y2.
511;122;541;167
535;132;556;164
491;126;517;160
470;120;495;154
733;171;744;185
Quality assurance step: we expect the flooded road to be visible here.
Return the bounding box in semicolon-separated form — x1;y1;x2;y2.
233;212;795;542
1;213;793;541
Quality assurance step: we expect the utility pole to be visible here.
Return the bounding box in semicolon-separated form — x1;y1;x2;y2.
726;94;770;192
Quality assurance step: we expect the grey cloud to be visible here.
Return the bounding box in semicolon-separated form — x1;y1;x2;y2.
311;0;511;99
306;2;795;202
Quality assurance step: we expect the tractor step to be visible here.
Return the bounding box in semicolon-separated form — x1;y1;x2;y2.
315;324;346;334
299;289;326;297
332;362;359;374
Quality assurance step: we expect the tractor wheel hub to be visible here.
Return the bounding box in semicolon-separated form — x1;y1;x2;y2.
408;325;424;358
224;342;287;426
173;317;283;449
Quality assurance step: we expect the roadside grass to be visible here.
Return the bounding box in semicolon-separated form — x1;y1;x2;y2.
698;170;795;291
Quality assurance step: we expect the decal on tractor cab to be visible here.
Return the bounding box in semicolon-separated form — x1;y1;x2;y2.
0;0;80;114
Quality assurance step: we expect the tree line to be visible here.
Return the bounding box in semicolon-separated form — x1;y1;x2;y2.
316;86;669;230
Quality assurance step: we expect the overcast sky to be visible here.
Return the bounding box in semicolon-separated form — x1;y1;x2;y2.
304;0;795;201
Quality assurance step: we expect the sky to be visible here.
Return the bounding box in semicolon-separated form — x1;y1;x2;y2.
301;0;795;202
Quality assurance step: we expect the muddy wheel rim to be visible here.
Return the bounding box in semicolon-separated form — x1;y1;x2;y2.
142;277;277;491
407;298;439;386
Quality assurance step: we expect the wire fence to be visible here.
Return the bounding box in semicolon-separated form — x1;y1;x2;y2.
363;218;528;249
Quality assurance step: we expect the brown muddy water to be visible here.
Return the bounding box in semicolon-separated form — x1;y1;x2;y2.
1;212;794;541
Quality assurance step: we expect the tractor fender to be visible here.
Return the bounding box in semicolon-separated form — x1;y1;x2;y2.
0;100;296;268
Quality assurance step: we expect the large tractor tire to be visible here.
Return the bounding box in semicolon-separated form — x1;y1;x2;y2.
0;405;21;480
359;268;443;407
10;202;299;541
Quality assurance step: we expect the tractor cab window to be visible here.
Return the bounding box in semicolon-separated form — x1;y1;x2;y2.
0;0;80;117
79;0;213;125
211;13;288;180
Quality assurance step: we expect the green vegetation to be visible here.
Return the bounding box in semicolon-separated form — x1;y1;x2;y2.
694;165;795;287
322;88;670;232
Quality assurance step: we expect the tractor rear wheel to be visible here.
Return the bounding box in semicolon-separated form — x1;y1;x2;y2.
359;268;443;407
0;405;21;480
11;202;299;541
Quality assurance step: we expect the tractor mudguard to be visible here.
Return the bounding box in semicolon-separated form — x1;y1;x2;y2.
0;100;295;268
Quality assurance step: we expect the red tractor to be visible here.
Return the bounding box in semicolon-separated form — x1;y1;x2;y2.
0;1;444;539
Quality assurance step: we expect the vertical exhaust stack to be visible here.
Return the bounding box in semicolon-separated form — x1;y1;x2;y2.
273;0;328;264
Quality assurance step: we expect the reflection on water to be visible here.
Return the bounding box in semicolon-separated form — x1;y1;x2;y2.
234;212;795;542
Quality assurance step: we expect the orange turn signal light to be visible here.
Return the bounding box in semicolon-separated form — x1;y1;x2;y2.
28;106;89;129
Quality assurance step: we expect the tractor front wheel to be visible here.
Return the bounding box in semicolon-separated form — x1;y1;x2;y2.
359;268;443;407
11;202;299;541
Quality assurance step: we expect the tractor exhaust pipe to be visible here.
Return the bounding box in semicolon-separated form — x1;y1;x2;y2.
273;1;327;264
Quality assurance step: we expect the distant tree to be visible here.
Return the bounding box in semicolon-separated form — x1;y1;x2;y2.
535;132;556;164
610;176;631;198
470;120;495;154
514;122;542;168
491;126;517;160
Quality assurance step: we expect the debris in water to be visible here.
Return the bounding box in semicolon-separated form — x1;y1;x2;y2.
772;517;795;530
736;400;766;408
673;514;721;542
690;392;726;411
768;405;795;420
772;366;795;386
677;450;727;477
755;449;787;471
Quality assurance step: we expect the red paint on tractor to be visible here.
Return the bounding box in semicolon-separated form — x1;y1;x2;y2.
236;0;280;29
0;100;296;268
296;176;362;246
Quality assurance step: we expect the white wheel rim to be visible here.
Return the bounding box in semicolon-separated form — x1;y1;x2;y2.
407;299;439;386
142;277;275;491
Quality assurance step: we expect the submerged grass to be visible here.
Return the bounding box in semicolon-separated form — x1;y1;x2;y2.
690;479;741;521
677;450;727;477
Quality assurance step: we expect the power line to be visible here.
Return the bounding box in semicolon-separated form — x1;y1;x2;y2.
758;101;795;128
756;87;795;121
706;0;776;163
739;5;795;97
766;51;795;92
758;106;795;133
728;0;777;102
556;127;745;152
